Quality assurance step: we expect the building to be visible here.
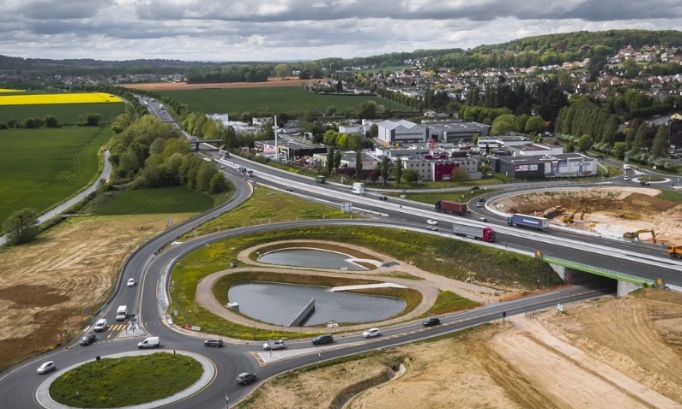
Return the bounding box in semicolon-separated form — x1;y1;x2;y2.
477;135;532;149
509;143;564;157
402;157;480;182
489;153;598;179
376;120;427;145
254;139;327;159
422;120;490;143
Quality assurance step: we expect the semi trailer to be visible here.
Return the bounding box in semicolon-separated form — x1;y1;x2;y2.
507;214;549;231
452;224;496;242
435;200;467;216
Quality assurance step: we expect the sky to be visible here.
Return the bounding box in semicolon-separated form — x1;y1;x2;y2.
2;0;682;62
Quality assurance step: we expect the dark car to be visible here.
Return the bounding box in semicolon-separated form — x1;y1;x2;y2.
478;197;486;202
640;181;650;186
379;195;388;201
236;372;257;385
80;333;96;346
312;334;334;345
422;317;441;327
204;339;223;347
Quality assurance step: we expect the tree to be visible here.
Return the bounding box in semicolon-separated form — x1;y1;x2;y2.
491;114;516;135
274;64;290;79
334;149;342;172
44;115;60;128
576;135;594;152
325;106;337;116
209;172;228;194
525;116;544;134
403;168;419;184
195;161;217;192
451;166;469;182
651;124;669;158
326;147;335;174
358;100;378;119
355;151;363;181
612;142;627;159
380;156;391;186
3;208;39;245
393;158;403;186
369;124;378;138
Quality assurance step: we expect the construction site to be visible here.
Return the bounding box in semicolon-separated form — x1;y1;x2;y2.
491;186;682;255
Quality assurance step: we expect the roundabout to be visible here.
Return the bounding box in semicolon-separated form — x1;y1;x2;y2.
35;350;215;409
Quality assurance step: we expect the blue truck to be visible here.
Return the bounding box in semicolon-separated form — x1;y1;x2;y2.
507;214;549;231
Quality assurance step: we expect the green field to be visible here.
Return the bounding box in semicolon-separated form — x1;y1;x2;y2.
159;87;408;114
93;186;215;215
0;102;124;125
0;127;110;230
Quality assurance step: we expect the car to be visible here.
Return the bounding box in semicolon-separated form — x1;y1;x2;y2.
204;339;223;347
263;339;286;350
127;278;135;287
379;195;388;201
426;219;438;226
623;164;631;170
422;317;441;327
640;180;650;186
93;318;107;332
362;328;381;338
37;361;55;374
427;226;438;231
286;187;293;192
478;197;486;202
624;176;630;181
478;217;488;222
312;334;334;345
476;202;483;208
80;333;96;346
470;186;480;191
236;372;257;385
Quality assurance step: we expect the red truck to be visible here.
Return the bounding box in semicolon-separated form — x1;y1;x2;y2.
453;224;496;242
435;200;467;216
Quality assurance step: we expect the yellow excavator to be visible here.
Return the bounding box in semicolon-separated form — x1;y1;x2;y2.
543;206;565;219
669;245;682;259
623;229;657;243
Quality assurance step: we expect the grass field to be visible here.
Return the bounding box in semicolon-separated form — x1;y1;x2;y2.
92;186;215;215
0;126;111;230
50;353;201;408
159;87;408;114
0;102;124;125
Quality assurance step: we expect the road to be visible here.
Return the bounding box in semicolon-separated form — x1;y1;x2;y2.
2;109;680;407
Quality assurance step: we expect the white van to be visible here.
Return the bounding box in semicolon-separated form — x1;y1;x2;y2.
138;336;160;349
94;319;107;332
116;305;128;321
623;164;631;170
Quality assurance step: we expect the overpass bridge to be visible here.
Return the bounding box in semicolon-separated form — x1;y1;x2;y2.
544;256;659;296
190;139;223;151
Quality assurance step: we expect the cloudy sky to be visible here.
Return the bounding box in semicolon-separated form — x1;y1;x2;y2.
2;0;682;62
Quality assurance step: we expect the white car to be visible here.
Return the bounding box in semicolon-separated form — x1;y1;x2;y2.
624;176;630;181
362;328;382;338
127;278;135;287
263;340;286;350
426;219;438;226
37;361;55;374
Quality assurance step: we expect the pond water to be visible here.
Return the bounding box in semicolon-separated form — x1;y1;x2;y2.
228;282;405;326
257;248;366;271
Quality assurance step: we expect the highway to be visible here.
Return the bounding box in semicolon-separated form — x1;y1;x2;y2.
2;105;680;408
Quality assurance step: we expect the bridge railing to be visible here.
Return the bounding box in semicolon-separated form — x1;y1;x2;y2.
543;256;655;285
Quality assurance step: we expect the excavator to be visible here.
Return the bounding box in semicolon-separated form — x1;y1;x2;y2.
561;205;590;224
623;229;657;243
542;206;565;219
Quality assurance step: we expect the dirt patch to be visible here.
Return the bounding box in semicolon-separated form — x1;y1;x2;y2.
241;290;682;409
492;187;682;244
0;213;193;372
122;77;310;92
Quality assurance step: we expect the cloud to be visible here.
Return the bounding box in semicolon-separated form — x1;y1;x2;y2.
0;0;681;61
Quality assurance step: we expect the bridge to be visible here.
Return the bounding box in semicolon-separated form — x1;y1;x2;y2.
190;140;222;151
544;256;657;296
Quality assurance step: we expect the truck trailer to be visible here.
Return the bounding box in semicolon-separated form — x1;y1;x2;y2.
507;214;549;231
352;182;365;195
435;200;467;216
452;224;496;242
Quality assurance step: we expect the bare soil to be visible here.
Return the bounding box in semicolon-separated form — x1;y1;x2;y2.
122;77;310;91
492;186;682;245
241;290;682;409
0;214;193;372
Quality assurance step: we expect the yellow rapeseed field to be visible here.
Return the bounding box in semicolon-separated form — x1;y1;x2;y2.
0;88;24;93
0;92;122;105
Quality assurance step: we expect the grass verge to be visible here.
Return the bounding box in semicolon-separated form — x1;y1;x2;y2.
428;290;481;315
50;353;201;408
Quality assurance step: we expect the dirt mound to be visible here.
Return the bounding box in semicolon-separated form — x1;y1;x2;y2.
493;187;682;244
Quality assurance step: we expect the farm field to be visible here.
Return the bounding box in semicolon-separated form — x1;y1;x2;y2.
159;87;408;114
90;186;215;215
0;101;124;125
0;92;122;105
0;126;111;230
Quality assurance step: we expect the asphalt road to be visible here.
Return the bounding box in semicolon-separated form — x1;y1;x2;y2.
3;111;680;407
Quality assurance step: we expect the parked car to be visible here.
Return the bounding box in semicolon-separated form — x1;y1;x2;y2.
362;328;381;338
80;333;96;346
263;340;286;350
37;361;55;374
422;317;441;327
204;339;223;347
312;334;334;345
236;372;257;385
127;278;135;287
426;219;438;225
